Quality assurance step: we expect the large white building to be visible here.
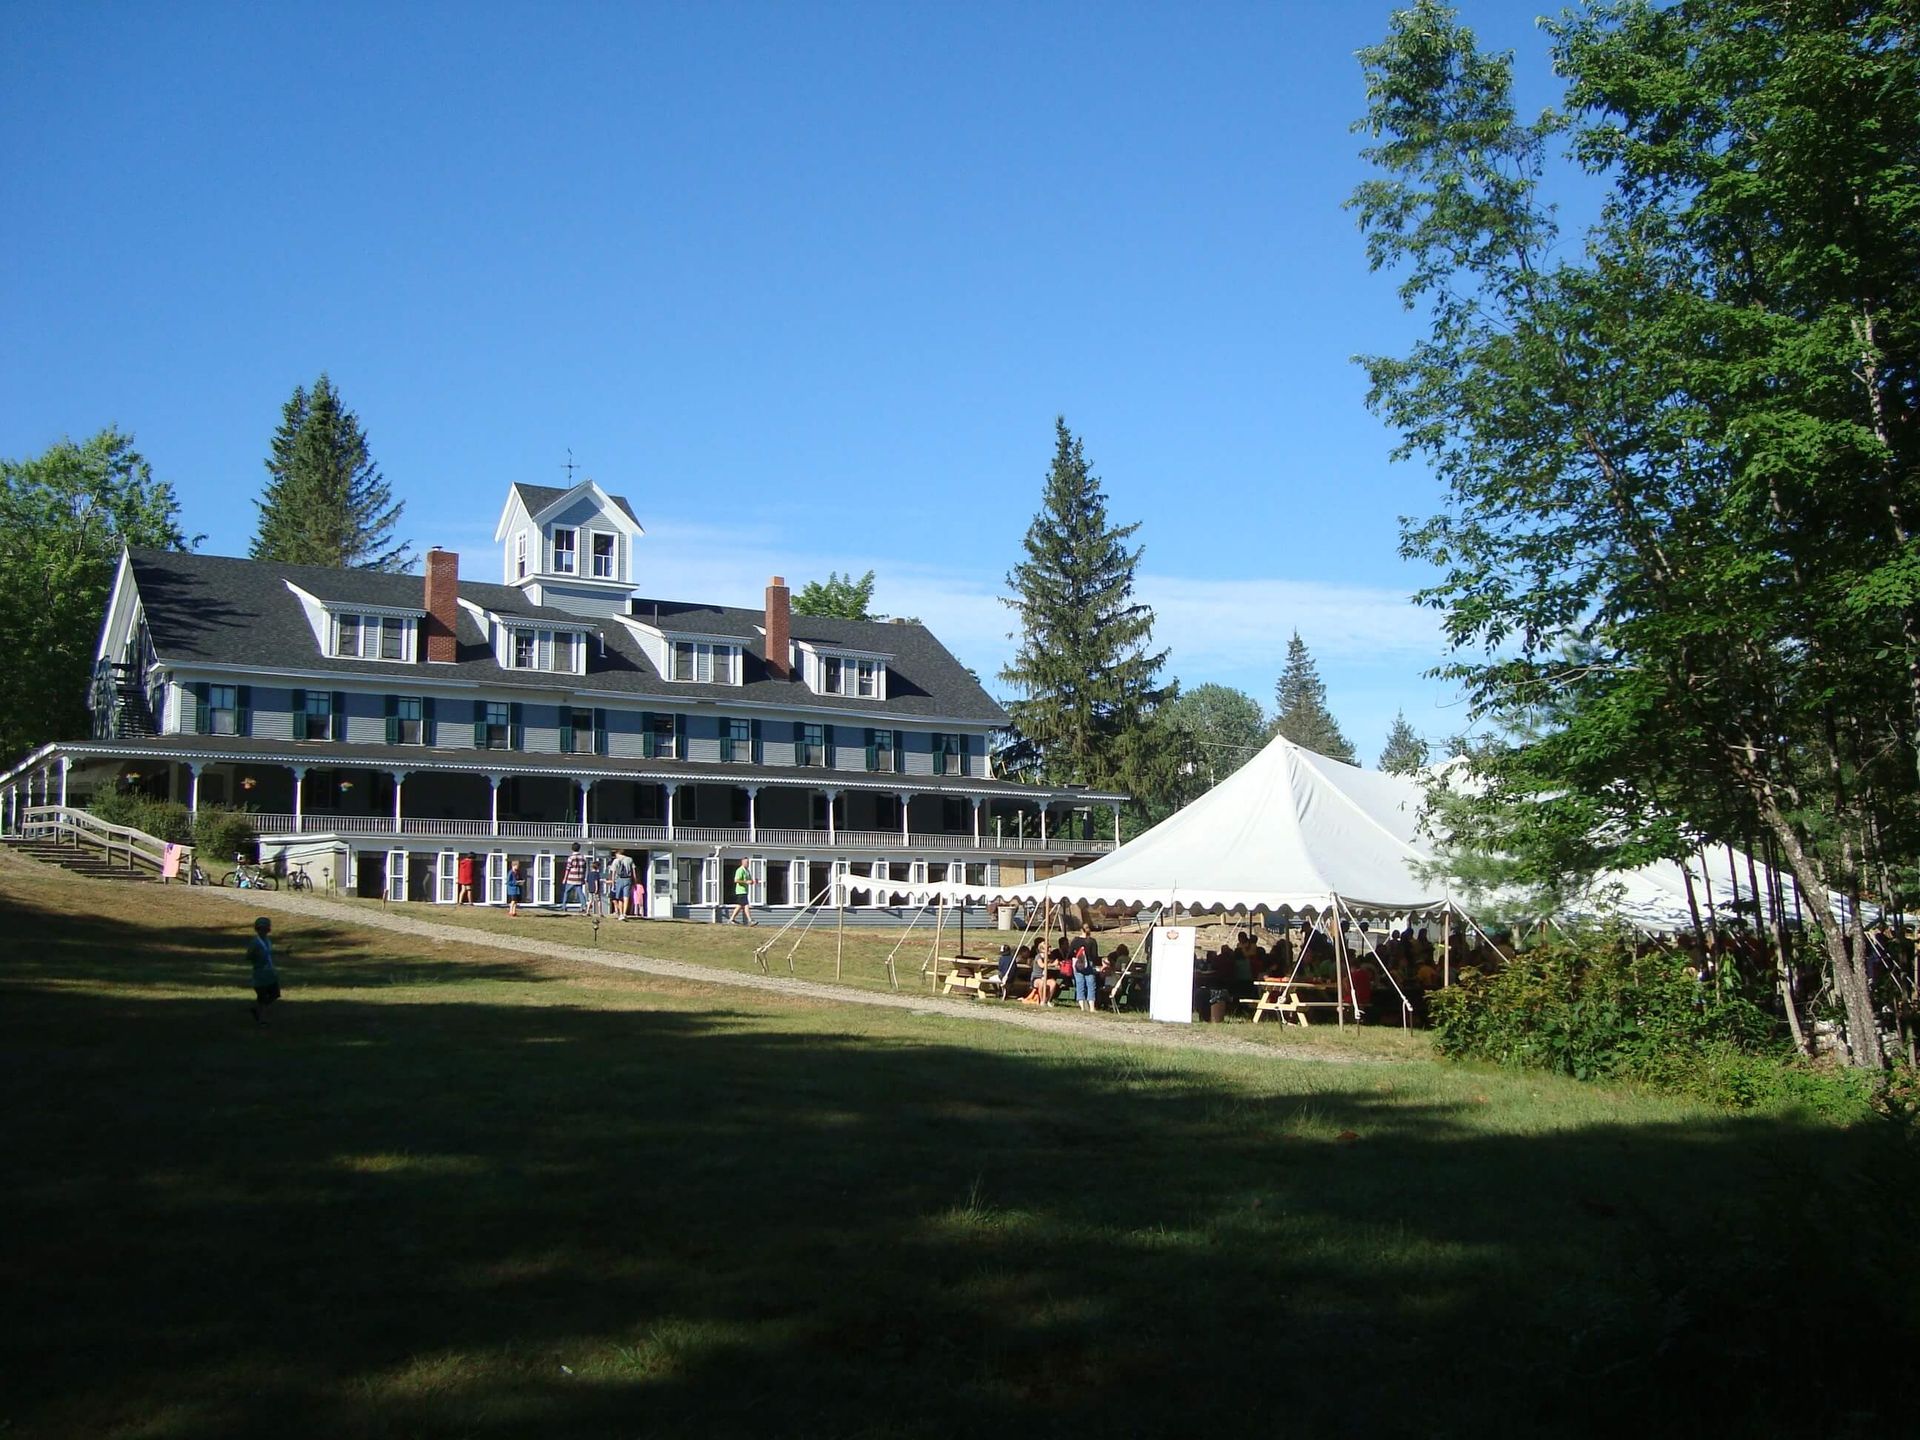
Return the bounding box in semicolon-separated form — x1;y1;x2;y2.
1;479;1123;914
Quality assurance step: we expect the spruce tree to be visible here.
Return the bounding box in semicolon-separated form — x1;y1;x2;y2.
251;374;409;571
1001;418;1170;795
1377;710;1429;774
1270;631;1356;763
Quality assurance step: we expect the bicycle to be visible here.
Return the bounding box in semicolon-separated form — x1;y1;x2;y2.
225;861;279;891
286;859;314;893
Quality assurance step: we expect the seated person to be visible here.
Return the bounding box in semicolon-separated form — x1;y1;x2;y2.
1001;944;1032;999
1024;946;1061;1005
1193;949;1231;1023
1099;942;1131;1008
1343;959;1375;1017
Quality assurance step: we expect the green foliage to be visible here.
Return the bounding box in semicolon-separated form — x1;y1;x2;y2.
251;375;409;572
85;791;192;845
1270;631;1355;763
1428;926;1878;1120
1377;710;1428;774
1352;0;1920;1065
192;806;260;863
792;570;876;620
1000;418;1171;800
1142;683;1269;819
0;429;191;756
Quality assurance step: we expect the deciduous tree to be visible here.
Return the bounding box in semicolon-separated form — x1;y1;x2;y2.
793;570;876;619
0;429;190;755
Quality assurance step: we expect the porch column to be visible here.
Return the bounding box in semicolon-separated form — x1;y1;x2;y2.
746;786;759;844
488;775;501;834
664;783;677;842
188;763;205;817
58;756;71;810
898;792;911;846
291;767;307;832
391;771;408;834
825;789;839;846
1112;803;1122;847
579;779;593;840
1039;803;1048;847
972;797;982;847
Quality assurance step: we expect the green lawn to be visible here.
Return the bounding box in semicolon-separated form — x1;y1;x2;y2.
2;850;1912;1438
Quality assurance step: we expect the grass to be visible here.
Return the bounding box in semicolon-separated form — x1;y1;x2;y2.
2;848;1914;1439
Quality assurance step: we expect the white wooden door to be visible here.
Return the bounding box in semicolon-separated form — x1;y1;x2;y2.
533;851;555;906
749;857;766;906
485;851;507;906
700;855;719;908
650;853;675;916
385;848;408;902
435;850;458;904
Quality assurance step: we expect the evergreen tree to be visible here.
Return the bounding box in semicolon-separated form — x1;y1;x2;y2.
793;569;876;619
1378;710;1429;774
251;375;409;571
1000;418;1171;797
1270;631;1355;763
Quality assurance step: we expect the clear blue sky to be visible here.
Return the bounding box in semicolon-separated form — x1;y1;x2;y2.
2;0;1568;765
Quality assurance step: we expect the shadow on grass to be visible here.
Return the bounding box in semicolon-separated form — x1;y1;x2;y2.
0;887;1914;1439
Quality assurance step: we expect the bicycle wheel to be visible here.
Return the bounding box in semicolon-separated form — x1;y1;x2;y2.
289;873;310;892
259;874;280;891
222;870;243;887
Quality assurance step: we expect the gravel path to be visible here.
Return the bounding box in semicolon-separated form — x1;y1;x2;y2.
200;883;1379;1066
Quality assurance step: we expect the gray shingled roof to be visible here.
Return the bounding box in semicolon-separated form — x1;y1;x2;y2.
510;482;642;529
126;549;1009;723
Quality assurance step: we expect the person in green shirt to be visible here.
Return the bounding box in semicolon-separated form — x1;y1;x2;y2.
246;916;282;1025
728;860;755;926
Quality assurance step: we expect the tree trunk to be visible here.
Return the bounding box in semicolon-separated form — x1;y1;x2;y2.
1759;802;1884;1069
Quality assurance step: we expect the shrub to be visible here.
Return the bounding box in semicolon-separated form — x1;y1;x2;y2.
1426;923;1881;1119
86;792;192;845
191;806;259;865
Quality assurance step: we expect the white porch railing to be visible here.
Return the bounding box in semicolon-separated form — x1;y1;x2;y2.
22;805;194;879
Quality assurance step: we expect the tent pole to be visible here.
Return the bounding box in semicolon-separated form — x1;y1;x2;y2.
1442;904;1452;990
1331;897;1348;1026
835;878;845;981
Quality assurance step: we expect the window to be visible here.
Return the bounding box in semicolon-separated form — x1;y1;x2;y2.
934;733;966;776
505;626;583;673
591;533;616;579
515;533;528;580
562;708;594;755
552;527;576;574
671;640;738;685
721;718;751;763
333;613;414;662
300;690;333;741
394;696;423;745
942;797;968;832
857;660;877;697
208;684;239;736
799;723;827;767
645;711;678;759
824;657;842;693
866;727;897;773
477;701;510;750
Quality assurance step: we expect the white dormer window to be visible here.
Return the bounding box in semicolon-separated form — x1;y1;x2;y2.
503;623;586;674
515;533;528;580
591;532;616;579
671;639;740;685
807;648;888;698
552;527;576;575
332;613;418;663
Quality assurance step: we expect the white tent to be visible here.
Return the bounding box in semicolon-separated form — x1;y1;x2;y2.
953;732;1797;931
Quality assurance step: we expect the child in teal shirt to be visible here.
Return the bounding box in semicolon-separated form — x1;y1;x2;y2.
247;916;281;1024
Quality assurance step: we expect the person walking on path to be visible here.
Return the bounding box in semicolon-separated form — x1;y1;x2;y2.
728;858;755;926
506;860;525;918
246;916;282;1025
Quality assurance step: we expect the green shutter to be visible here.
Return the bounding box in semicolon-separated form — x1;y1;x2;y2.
594;708;608;756
384;694;399;746
866;728;879;771
674;713;686;759
825;726;836;769
234;685;252;738
422;696;437;746
332;692;346;741
558;717;575;754
291;689;308;741
894;731;904;774
509;702;523;750
473;699;488;748
750;718;761;765
640;711;655;759
192;682;209;735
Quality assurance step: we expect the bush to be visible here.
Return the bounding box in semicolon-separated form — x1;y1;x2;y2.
1426;924;1881;1119
85;792;192;845
191;806;259;865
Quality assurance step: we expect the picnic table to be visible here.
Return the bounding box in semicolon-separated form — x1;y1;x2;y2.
1250;976;1345;1025
940;955;1000;998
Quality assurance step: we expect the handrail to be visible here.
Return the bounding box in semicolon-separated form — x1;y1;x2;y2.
23;805;196;879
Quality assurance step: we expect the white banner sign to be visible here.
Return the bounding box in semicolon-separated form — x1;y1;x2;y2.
1148;926;1194;1024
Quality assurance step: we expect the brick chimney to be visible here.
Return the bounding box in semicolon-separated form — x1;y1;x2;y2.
764;575;791;680
423;547;459;663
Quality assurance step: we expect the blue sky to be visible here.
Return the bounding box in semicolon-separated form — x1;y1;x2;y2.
2;1;1571;764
